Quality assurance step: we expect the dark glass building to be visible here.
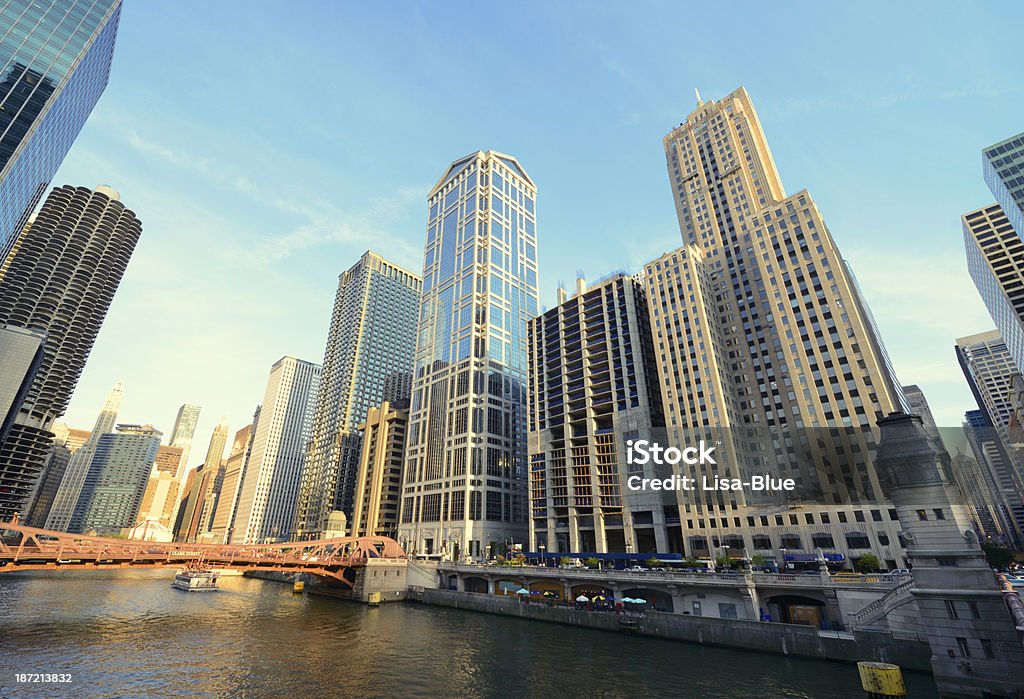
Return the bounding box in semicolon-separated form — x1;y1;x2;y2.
0;0;123;263
984;132;1024;241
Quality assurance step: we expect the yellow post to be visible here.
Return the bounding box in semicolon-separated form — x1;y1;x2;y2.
292;580;305;593
367;591;381;607
857;662;906;698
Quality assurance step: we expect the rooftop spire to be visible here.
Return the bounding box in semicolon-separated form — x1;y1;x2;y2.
695;87;703;107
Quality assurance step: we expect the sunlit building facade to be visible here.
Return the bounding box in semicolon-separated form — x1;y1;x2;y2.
233;357;319;544
528;274;670;554
398;151;539;559
654;88;907;567
351;400;408;539
68;423;161;535
43;381;121;531
293;251;420;539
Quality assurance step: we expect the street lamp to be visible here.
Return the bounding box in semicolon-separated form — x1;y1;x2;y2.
721;545;730;571
539;543;546;567
778;547;787;573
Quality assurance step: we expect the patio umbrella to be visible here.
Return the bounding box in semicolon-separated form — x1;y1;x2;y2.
621;597;636;604
632;597;647;604
516;588;530;595
576;594;590;602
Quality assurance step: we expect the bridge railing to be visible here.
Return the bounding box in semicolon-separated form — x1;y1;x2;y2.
0;519;406;568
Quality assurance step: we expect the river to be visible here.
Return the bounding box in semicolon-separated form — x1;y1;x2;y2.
0;570;938;698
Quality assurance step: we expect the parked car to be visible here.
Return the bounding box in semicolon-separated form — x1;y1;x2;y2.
887;568;911;576
626;565;648;572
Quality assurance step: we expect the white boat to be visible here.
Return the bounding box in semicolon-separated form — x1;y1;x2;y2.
1007;575;1024;588
172;568;219;592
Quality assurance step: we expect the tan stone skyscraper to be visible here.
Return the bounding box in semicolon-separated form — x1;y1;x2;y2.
651;87;907;567
351;400;409;539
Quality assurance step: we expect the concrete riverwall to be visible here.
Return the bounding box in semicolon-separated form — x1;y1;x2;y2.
412;588;932;672
246;560;410;603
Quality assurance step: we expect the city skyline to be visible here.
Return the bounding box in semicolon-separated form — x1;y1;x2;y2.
43;1;1024;466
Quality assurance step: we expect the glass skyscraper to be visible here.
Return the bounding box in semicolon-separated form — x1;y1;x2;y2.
398;151;539;560
0;0;123;263
292;251;421;539
68;423;162;535
984;132;1024;240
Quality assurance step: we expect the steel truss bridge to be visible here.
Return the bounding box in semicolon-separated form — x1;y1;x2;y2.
0;520;406;586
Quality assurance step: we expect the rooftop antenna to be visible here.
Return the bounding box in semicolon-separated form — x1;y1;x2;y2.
695;87;704;107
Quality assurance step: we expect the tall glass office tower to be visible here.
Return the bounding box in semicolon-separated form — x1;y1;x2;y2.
398;151;539;560
292;251;421;539
0;0;123;263
68;423;162;535
955;330;1024;547
984;133;1024;240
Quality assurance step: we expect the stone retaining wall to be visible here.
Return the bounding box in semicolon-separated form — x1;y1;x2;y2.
412;587;932;672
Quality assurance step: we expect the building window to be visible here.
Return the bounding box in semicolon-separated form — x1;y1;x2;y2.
812;533;835;549
933;508;945;520
916;510;928;521
780;534;802;549
969;602;981;619
955;637;970;658
845;532;870;549
981;639;995;659
945;600;958;620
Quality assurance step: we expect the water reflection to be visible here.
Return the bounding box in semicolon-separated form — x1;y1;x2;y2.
0;570;938;698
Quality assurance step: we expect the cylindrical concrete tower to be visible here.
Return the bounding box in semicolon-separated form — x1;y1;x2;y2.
0;184;142;519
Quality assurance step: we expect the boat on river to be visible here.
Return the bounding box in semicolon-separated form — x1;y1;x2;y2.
172;568;219;592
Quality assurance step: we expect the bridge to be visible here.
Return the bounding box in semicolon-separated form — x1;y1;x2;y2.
0;519;406;586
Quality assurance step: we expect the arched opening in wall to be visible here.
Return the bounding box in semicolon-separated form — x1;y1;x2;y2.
464;576;488;593
494;579;521;596
765;594;826;627
528;579;563;601
622;587;673;612
570;583;612;600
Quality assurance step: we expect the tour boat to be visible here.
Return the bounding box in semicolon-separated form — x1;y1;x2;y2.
172;568;219;592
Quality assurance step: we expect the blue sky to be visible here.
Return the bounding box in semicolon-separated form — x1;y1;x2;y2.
53;0;1024;465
